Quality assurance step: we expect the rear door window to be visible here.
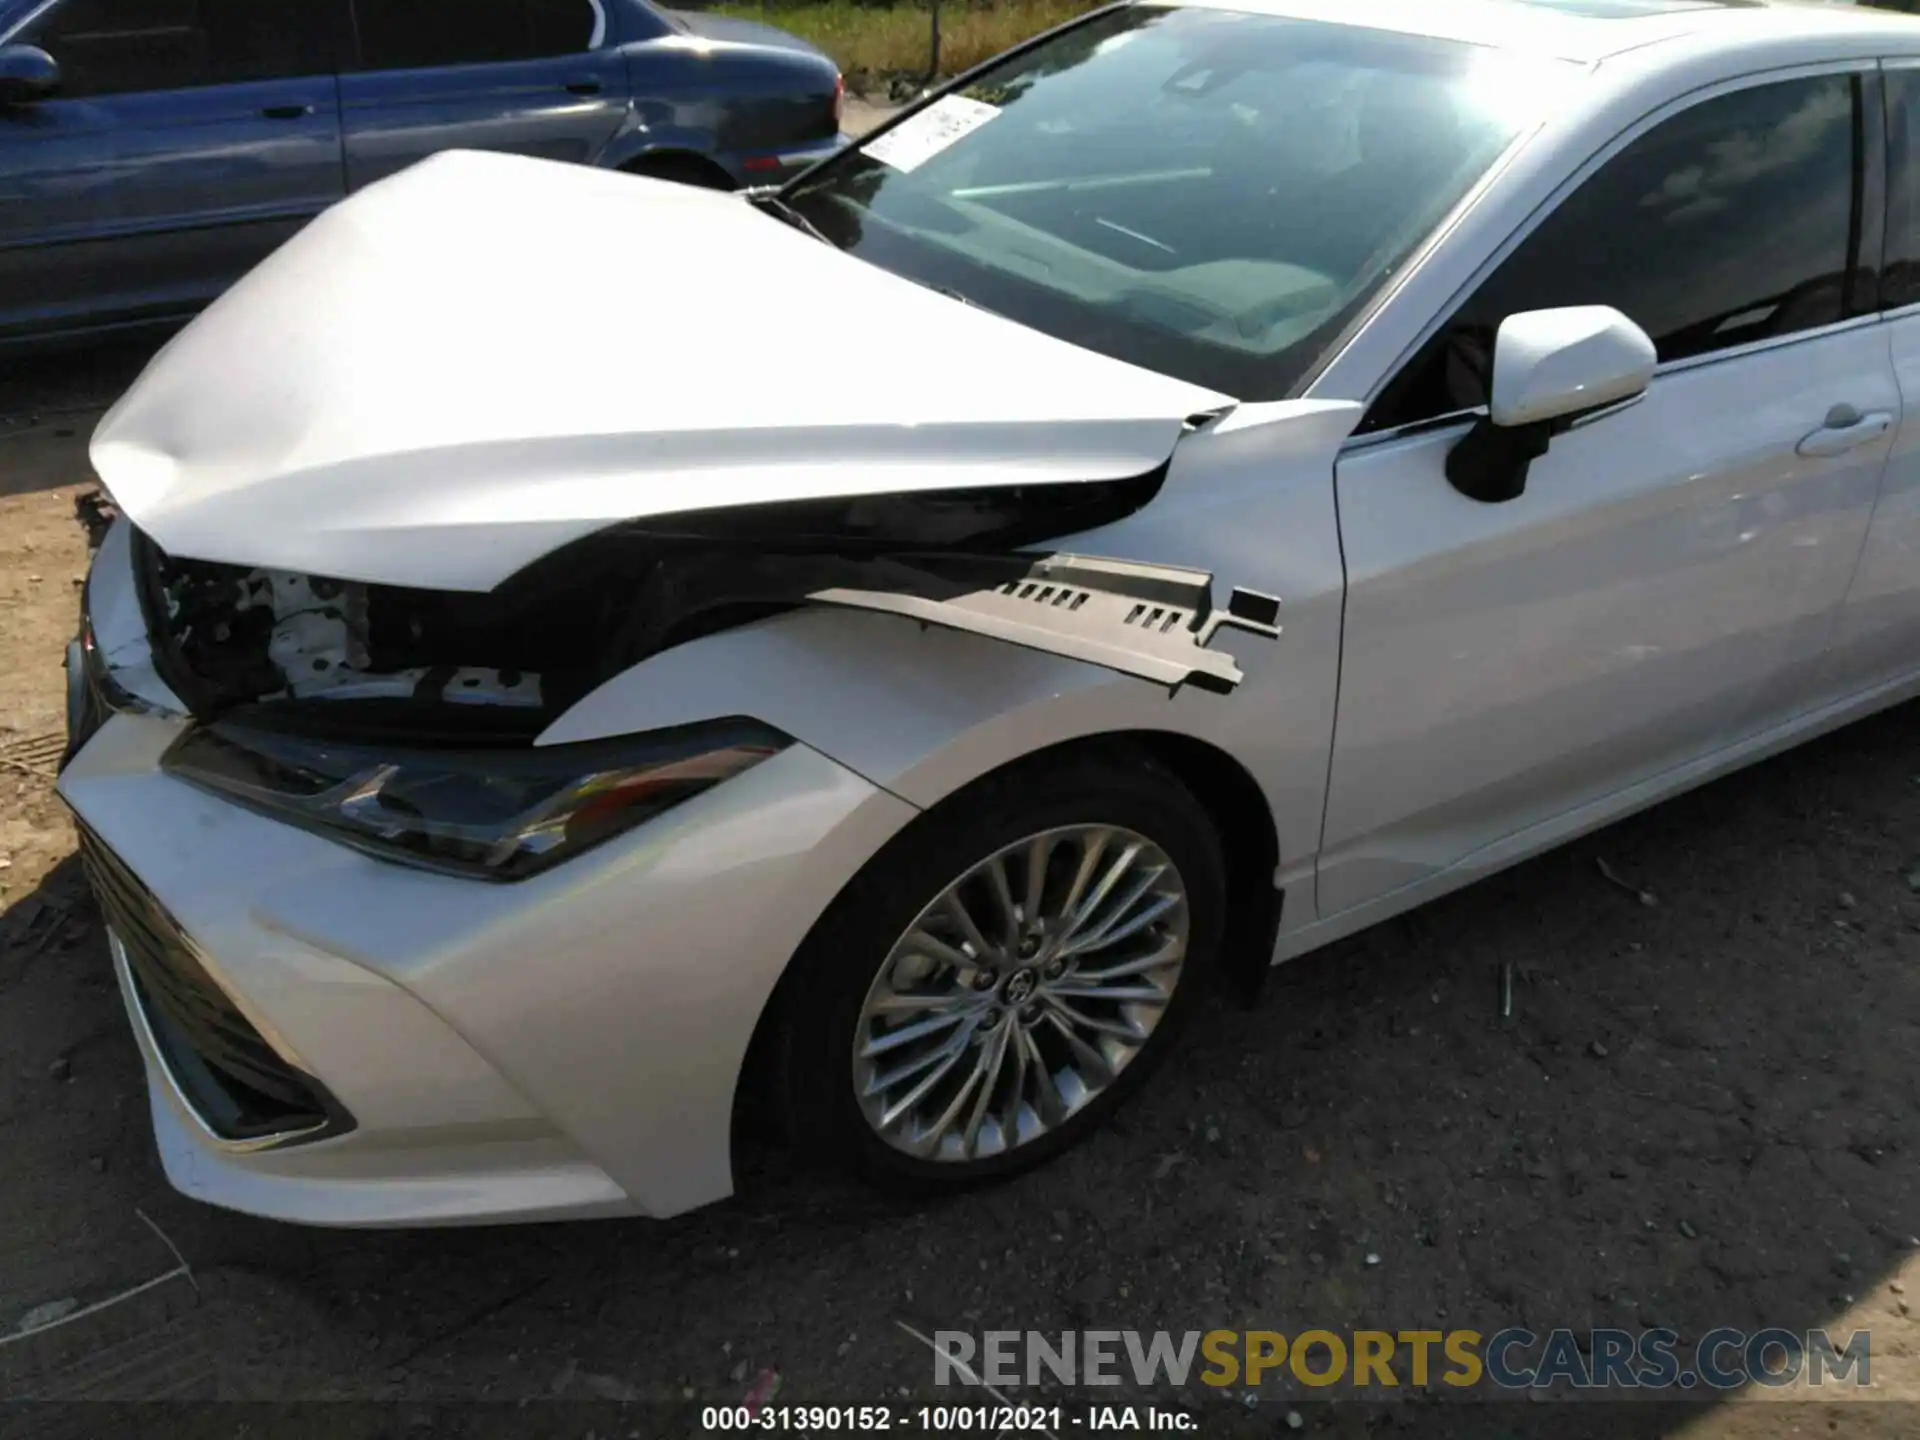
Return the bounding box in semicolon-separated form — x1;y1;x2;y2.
350;0;601;70
528;0;602;53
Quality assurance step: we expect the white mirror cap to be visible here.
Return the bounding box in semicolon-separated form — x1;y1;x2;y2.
1489;305;1657;428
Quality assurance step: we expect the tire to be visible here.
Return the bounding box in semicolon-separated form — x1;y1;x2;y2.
773;745;1226;1192
621;153;735;191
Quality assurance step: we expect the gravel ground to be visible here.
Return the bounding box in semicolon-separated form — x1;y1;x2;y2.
843;96;900;140
3;143;1919;1431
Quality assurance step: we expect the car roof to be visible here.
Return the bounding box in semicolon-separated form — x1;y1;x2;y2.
1161;0;1920;63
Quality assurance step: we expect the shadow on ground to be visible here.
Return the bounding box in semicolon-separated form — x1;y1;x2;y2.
0;339;162;499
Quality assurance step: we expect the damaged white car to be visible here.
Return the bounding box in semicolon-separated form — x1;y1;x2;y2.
60;0;1920;1225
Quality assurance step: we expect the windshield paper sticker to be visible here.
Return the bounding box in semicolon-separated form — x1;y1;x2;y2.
862;95;1000;173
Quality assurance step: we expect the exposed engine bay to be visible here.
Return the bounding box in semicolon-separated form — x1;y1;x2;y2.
138;537;620;740
128;474;1282;742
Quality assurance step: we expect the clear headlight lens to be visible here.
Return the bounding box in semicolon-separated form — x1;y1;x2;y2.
161;718;791;881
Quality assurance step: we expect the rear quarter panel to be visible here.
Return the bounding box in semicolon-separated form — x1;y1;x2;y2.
612;36;837;171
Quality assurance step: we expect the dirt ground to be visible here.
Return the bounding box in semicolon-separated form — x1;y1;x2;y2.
2;351;1918;1439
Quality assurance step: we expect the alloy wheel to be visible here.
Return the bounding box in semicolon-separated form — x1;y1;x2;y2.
851;824;1190;1163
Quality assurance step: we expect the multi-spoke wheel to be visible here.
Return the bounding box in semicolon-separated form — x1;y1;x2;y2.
853;825;1190;1162
774;748;1225;1189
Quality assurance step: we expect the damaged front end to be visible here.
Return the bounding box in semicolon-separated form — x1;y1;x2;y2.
134;528;597;743
71;147;1297;887
106;471;1283;882
129;471;1282;746
93;460;1298;884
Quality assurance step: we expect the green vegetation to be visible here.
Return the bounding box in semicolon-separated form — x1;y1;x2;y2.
715;0;1099;82
736;0;1920;86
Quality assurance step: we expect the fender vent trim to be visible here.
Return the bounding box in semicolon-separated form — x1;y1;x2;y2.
809;552;1280;695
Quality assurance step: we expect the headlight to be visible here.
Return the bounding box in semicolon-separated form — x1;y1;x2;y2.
161;718;791;881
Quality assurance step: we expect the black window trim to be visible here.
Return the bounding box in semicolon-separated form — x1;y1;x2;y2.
1880;54;1920;319
1340;57;1889;451
1847;64;1885;317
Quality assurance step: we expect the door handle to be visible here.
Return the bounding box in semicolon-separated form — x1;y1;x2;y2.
564;76;603;95
1796;407;1893;458
259;103;315;119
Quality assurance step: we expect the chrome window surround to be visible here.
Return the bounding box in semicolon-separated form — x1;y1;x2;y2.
1327;56;1889;451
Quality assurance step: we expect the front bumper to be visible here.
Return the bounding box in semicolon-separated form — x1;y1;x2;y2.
80;821;352;1150
64;709;647;1225
58;523;919;1226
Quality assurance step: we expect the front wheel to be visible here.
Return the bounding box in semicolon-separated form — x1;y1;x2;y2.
774;748;1225;1190
620;153;735;190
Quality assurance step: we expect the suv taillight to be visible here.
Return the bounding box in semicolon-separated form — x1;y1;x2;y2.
833;72;845;126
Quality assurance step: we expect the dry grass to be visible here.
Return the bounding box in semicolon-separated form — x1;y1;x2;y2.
717;0;1100;80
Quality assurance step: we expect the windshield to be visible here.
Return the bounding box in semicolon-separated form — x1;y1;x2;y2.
786;4;1570;399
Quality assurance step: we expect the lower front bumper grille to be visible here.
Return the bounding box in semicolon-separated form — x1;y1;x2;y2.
76;824;351;1147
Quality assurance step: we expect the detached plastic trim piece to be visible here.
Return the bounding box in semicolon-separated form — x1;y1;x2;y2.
806;552;1281;695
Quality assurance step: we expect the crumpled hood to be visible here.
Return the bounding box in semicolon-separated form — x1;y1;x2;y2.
91;149;1231;592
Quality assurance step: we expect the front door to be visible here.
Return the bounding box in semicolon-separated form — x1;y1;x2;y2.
339;0;627;191
0;0;348;345
1319;68;1895;918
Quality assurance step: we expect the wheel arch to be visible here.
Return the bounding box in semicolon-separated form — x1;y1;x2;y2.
1126;730;1284;1004
616;148;738;190
729;727;1283;1171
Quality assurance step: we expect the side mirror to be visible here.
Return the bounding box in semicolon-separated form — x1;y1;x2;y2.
0;44;60;105
1446;305;1656;504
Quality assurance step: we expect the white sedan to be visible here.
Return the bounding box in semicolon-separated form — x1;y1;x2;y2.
59;0;1920;1225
